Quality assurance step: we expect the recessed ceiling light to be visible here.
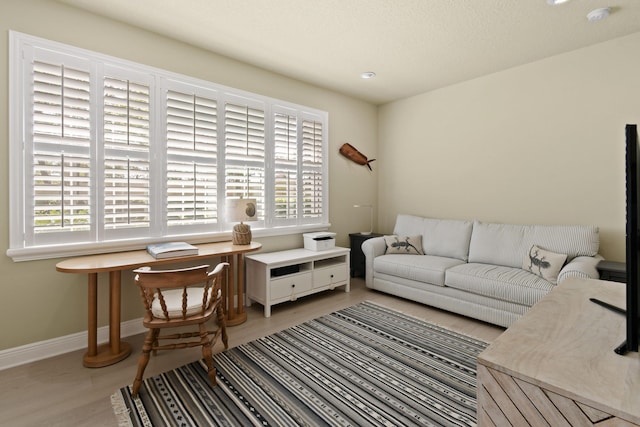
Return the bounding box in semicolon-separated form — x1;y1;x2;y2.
547;0;571;5
587;7;611;22
360;72;376;79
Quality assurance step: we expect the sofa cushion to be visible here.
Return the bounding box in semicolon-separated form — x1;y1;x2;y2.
393;214;425;236
522;245;567;285
445;263;554;307
468;221;599;268
374;254;465;287
384;235;424;255
393;214;473;261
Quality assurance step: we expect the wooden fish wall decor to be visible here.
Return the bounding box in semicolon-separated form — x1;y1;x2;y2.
339;143;376;171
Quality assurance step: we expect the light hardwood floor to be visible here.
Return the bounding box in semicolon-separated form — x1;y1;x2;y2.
0;278;504;426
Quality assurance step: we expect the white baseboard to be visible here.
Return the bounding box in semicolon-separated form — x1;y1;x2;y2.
0;318;146;371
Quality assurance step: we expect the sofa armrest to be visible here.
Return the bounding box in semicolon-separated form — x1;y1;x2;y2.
557;254;604;283
361;236;386;288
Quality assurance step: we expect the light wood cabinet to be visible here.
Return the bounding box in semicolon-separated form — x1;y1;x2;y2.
477;278;640;426
246;247;350;317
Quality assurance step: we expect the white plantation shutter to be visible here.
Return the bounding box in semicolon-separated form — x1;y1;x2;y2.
30;58;93;244
103;76;151;233
224;101;266;221
271;110;326;225
301;118;324;220
274;112;298;220
225;165;265;209
10;33;328;260
166;88;218;228
224;102;265;163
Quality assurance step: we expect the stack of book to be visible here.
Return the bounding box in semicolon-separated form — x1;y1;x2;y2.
146;242;198;259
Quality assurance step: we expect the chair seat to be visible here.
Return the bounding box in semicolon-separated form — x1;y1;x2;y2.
151;288;221;319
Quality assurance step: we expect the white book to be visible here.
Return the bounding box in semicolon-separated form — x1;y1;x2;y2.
146;242;198;259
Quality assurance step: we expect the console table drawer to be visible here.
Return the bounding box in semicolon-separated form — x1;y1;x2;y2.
313;265;348;288
270;272;313;301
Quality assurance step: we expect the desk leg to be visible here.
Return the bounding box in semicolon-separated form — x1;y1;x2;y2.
82;271;131;368
222;254;247;326
86;273;98;358
227;255;236;322
221;255;231;321
109;271;122;354
235;254;247;322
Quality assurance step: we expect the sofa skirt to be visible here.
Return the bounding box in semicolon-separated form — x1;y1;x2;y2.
369;275;529;328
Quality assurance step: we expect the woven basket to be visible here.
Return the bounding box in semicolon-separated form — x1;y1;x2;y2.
232;224;252;245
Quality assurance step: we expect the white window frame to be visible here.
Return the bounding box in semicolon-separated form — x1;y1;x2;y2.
7;31;329;261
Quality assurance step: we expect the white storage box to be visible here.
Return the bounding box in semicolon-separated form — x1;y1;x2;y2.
303;232;336;251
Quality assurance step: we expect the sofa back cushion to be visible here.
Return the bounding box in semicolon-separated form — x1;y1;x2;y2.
393;214;473;261
468;221;599;268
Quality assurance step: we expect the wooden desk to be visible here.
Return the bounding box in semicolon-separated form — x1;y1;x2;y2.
477;278;640;426
56;241;261;368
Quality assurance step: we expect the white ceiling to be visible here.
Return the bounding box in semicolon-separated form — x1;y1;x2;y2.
58;0;640;105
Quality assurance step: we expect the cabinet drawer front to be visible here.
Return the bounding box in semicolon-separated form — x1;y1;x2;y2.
271;273;313;300
313;265;347;287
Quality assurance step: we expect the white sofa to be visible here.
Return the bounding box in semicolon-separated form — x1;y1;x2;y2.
361;214;602;327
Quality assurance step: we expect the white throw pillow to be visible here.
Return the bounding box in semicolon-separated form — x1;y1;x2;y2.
522;245;567;285
384;235;424;255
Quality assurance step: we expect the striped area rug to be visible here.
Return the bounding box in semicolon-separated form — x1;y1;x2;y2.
111;301;488;426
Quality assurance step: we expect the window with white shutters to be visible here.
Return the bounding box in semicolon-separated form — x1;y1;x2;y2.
166;87;218;229
224;101;266;223
9;32;329;261
272;110;326;225
30;57;93;246
103;76;151;234
301;118;324;220
274;112;298;222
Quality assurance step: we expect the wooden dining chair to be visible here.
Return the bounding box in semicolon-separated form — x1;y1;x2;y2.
130;263;229;398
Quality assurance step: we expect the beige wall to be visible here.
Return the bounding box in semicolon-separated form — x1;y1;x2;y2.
0;0;378;350
378;32;640;263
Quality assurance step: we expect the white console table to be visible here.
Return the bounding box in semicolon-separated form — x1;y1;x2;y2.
246;247;350;317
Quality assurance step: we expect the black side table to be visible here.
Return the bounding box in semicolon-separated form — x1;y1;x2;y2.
597;260;626;283
349;232;383;278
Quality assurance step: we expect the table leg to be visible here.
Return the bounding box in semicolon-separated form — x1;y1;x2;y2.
220;255;230;320
82;271;131;368
215;255;248;327
236;254;246;319
86;273;98;358
109;271;122;354
227;253;247;326
227;255;236;322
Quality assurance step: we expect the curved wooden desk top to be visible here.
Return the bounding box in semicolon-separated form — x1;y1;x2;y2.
56;241;262;273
